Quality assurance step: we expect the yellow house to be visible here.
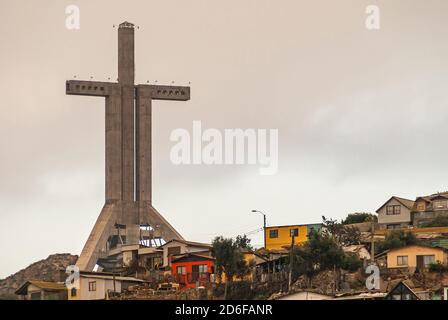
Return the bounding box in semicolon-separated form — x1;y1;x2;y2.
386;245;448;269
264;224;322;250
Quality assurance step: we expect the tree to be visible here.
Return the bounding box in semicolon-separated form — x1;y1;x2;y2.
341;212;377;225
211;235;251;299
341;253;363;272
322;216;361;246
290;227;363;288
376;230;419;254
291;230;346;285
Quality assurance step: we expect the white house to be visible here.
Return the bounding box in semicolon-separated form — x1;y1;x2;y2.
159;239;212;267
68;271;145;300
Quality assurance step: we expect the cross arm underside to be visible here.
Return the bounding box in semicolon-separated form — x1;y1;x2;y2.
66;80;118;97
139;84;190;101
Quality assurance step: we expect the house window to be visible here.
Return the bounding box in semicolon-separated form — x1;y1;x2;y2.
397;256;408;266
387;224;400;230
198;264;208;273
433;200;447;210
177;266;187;275
269;229;278;238
168;246;181;255
71;287;77;297
290;228;298;237
386;205;401;215
423;255;435;268
416;202;426;211
30;292;41;300
88;281;96;292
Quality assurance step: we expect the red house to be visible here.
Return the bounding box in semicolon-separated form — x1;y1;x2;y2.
171;253;215;289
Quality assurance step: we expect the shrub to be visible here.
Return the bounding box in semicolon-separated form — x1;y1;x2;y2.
341;253;362;272
428;262;446;273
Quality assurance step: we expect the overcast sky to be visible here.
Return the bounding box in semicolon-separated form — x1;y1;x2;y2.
1;0;448;278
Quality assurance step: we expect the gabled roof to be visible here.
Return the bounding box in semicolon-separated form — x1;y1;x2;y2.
416;192;448;202
376;196;415;213
171;252;215;263
15;281;66;295
387;244;448;254
158;239;211;249
385;280;421;300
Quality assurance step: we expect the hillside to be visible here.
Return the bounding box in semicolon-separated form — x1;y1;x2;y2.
0;253;78;299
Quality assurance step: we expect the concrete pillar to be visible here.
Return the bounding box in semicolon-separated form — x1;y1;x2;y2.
118;22;135;203
121;87;135;202
136;86;152;203
105;86;122;201
118;22;134;86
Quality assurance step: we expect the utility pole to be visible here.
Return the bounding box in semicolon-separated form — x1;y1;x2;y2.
288;230;295;292
371;220;375;263
263;214;266;249
251;210;267;248
113;267;116;295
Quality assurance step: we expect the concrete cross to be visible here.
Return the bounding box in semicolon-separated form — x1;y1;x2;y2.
65;21;189;271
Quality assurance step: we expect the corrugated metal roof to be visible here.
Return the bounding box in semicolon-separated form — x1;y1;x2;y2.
15;281;66;295
80;274;145;282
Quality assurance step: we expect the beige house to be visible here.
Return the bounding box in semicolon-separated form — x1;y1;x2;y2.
412;192;448;227
159;239;212;267
386;245;448;270
376;196;415;230
68;271;145;300
15;281;67;300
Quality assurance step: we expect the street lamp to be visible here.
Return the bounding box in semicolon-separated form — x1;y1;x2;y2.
252;210;267;249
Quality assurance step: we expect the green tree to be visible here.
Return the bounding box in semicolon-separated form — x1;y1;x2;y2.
290;228;363;287
291;231;347;285
341;253;363;272
211;235;251;299
322;216;361;246
376;230;419;254
342;212;377;225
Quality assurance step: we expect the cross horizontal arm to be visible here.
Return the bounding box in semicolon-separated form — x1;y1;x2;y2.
66;80;118;97
138;84;190;101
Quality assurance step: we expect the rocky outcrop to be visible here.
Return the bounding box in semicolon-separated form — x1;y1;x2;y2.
0;253;78;298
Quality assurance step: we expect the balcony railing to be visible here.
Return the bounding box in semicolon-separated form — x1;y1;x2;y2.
174;272;211;286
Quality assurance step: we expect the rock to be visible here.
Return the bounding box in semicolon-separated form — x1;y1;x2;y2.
0;253;78;298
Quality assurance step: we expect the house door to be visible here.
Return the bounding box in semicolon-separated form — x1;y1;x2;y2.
416;256;424;270
192;265;199;282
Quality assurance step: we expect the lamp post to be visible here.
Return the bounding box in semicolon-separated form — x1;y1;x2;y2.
251;210;267;249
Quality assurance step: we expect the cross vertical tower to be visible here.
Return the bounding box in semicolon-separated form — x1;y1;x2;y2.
65;22;190;271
